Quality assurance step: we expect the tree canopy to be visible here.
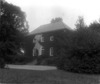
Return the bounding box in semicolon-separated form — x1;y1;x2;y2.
88;20;100;33
51;17;63;23
55;17;100;74
0;0;29;64
75;16;86;29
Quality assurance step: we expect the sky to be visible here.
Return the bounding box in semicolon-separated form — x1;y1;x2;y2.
6;0;100;32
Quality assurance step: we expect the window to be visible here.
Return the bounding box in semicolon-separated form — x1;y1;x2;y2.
33;49;38;56
39;46;44;56
33;46;44;56
41;36;44;42
50;36;54;41
50;47;53;56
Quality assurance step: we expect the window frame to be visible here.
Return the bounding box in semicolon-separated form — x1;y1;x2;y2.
50;36;54;41
50;47;53;56
39;46;44;56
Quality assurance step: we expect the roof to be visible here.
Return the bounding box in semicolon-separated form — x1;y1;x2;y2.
29;21;71;35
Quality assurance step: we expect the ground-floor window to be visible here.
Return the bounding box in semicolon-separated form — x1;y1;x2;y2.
33;49;38;56
39;46;44;56
33;46;44;56
50;47;53;56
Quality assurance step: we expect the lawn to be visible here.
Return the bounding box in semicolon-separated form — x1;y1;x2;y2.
0;68;100;84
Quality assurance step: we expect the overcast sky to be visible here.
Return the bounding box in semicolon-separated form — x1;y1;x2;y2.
6;0;100;32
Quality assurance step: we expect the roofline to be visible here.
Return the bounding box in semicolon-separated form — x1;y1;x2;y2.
27;28;71;36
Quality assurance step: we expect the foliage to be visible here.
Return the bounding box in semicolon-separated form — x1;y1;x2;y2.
75;16;86;29
51;17;63;23
56;27;100;74
88;20;100;33
0;58;5;68
40;57;60;66
0;1;29;65
54;29;74;57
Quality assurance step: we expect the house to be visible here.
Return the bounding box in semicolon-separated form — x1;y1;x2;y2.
26;18;72;59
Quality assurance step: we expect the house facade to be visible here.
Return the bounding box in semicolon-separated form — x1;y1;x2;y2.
27;19;72;59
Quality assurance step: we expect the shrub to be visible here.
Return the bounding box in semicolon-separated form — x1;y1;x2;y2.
57;28;100;74
12;55;33;65
40;57;60;66
0;58;5;68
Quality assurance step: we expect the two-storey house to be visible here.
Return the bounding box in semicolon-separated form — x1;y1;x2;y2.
27;19;72;59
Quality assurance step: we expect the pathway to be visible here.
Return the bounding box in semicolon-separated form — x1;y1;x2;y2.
6;64;57;70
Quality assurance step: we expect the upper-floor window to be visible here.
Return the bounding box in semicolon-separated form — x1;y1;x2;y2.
50;47;53;56
41;36;44;42
50;36;54;41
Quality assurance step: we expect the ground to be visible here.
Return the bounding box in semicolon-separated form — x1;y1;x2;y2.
0;68;100;84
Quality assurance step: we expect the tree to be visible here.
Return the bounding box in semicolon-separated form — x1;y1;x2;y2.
56;25;100;74
51;17;63;23
0;0;29;65
75;16;86;29
89;20;100;33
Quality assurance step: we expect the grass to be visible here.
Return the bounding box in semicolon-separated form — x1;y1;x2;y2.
0;68;100;84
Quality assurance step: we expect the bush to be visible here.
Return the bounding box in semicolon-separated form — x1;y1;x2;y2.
40;57;60;66
12;55;33;65
57;28;100;74
0;58;5;68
